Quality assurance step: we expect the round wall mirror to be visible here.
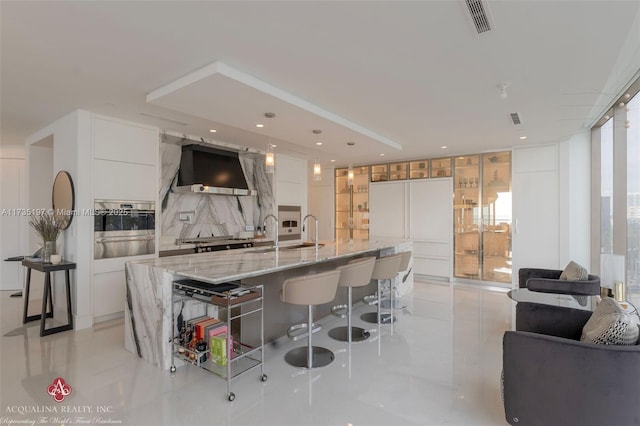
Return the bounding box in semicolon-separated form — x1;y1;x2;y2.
52;171;75;230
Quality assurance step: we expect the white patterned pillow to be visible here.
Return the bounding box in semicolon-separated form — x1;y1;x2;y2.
559;261;588;281
580;298;640;345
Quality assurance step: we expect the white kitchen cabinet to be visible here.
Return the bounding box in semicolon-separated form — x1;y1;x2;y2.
274;154;307;240
93;159;157;201
93;270;126;319
409;179;453;278
93;117;158;166
369;181;407;238
275;154;307;209
512;145;560;281
93;255;155;320
370;179;453;278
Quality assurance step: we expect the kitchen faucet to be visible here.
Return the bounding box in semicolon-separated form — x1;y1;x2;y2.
263;214;279;249
302;214;319;250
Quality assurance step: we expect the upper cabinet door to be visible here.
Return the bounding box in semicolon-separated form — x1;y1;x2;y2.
409;179;452;241
369;181;406;238
93;117;159;166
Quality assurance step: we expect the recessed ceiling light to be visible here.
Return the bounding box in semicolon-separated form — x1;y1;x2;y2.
330;159;336;162
441;145;447;149
379;153;385;156
256;124;264;128
209;129;217;133
316;142;323;146
519;136;527;140
346;141;355;146
271;144;277;148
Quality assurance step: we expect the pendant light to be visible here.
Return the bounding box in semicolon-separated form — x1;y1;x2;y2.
263;112;276;174
311;129;322;181
313;158;321;181
347;164;354;186
265;143;275;174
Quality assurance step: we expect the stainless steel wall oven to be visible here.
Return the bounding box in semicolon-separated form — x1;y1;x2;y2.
94;200;155;259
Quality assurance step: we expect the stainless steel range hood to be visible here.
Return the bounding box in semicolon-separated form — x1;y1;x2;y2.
176;144;257;196
174;184;257;196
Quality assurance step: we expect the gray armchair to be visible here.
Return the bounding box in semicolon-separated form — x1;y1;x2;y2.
503;302;640;426
518;267;600;295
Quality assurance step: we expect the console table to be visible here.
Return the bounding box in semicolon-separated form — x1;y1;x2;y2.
22;258;75;336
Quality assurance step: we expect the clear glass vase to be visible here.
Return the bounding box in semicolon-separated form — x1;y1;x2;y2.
43;240;56;263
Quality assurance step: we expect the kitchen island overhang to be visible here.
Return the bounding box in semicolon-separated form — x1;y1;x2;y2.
124;238;413;370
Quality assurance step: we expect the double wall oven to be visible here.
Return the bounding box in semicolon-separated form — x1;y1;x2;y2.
94;200;155;259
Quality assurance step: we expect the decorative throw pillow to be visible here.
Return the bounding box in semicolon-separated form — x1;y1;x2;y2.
559;261;588;281
580;297;640;345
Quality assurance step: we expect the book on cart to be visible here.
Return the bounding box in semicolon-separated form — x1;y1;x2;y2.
195;317;220;340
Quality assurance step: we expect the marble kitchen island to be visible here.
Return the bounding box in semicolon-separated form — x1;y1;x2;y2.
125;238;412;370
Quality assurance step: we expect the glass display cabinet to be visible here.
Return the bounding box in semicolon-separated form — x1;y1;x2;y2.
454;155;481;279
371;164;389;182
409;160;429;179
481;151;512;282
453;151;512;283
430;157;452;178
335;166;370;240
389;162;408;181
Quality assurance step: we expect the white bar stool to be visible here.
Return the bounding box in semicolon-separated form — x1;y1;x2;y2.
328;256;376;343
360;254;402;324
280;269;341;369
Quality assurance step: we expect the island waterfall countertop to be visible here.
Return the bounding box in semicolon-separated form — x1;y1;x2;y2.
124;237;413;370
130;238;409;284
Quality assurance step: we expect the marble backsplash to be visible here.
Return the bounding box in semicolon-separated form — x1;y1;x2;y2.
160;133;275;245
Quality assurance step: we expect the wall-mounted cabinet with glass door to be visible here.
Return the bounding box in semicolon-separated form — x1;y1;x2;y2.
335;166;370;240
453;151;512;283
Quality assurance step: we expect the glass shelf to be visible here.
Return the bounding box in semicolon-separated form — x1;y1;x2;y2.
335;166;370;240
453;152;512;283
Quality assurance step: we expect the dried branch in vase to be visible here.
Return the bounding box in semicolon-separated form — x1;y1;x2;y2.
28;211;65;241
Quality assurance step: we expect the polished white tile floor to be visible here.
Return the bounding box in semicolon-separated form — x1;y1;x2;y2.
1;280;513;425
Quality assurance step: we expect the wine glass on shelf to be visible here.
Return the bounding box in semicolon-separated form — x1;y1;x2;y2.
458;177;463;189
474;176;479;188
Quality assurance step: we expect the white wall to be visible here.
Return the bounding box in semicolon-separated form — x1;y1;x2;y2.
27;110;94;328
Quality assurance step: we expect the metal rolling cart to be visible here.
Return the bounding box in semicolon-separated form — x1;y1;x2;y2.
169;279;266;401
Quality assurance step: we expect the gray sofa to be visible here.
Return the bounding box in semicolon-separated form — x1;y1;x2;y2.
503;302;640;426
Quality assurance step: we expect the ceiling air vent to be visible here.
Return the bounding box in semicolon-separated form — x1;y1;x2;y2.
510;113;522;125
464;0;493;34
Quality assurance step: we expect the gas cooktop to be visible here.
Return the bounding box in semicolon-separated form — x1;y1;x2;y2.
159;236;255;256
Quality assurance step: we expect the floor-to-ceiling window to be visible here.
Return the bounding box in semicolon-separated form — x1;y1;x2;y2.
601;118;614;255
626;93;640;306
593;76;640;307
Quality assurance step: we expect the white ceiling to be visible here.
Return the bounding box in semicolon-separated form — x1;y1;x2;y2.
2;1;639;166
